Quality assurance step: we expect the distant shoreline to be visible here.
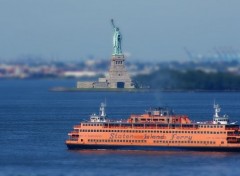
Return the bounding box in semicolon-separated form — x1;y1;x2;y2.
49;87;240;92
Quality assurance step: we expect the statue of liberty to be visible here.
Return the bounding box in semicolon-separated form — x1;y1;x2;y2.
111;19;122;55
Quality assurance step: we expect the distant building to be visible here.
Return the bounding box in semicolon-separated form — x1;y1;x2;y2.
77;20;134;89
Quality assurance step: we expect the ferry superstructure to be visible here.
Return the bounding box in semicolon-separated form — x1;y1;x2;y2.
66;103;240;151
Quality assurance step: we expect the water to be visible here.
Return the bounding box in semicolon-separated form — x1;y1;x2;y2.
1;79;240;176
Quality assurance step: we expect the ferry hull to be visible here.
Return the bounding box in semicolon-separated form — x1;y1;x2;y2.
66;144;240;152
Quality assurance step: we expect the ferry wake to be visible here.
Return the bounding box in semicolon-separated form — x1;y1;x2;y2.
66;103;240;151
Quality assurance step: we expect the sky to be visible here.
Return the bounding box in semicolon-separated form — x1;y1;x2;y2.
0;0;240;62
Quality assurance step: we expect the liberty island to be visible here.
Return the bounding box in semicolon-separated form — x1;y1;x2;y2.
77;19;134;89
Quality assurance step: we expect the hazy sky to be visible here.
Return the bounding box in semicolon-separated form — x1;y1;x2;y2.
0;0;240;61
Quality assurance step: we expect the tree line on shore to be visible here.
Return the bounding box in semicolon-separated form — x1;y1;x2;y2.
134;69;240;90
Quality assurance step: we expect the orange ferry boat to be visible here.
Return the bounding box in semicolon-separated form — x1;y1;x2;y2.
66;103;240;151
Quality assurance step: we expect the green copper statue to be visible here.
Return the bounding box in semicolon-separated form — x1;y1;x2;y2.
111;19;122;55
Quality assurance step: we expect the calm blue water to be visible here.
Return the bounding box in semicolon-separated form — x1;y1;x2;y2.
1;79;240;176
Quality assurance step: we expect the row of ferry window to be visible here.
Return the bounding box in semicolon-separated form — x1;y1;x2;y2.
78;129;226;134
199;125;223;128
88;139;147;143
153;140;216;144
82;123;103;126
82;123;223;128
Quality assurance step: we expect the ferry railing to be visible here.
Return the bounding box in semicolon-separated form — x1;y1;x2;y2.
74;125;81;128
227;132;240;136
69;131;78;135
68;137;78;141
225;125;239;130
225;127;239;130
102;122;201;129
227;139;239;143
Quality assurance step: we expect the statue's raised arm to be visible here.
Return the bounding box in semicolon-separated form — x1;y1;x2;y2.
111;19;122;55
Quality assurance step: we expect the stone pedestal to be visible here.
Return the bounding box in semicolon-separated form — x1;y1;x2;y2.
107;54;134;88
